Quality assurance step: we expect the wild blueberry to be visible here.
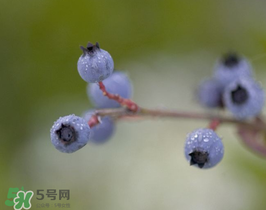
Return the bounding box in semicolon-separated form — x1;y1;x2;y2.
83;110;115;144
77;42;114;83
88;71;133;108
197;78;224;108
223;77;265;119
213;52;253;86
184;128;224;169
50;114;91;153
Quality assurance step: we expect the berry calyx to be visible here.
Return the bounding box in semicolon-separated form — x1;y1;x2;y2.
80;42;100;55
55;124;76;145
231;85;248;105
189;150;209;168
223;53;239;67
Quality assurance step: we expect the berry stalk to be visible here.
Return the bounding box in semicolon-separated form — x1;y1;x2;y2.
88;115;100;128
209;119;221;131
98;81;139;112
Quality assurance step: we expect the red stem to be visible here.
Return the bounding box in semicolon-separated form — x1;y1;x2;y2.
98;81;139;112
209;119;221;131
88;115;100;128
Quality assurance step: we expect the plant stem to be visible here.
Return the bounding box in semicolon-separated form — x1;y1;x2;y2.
92;107;266;131
98;82;138;112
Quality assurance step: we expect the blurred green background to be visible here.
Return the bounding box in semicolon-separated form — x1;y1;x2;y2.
1;0;266;209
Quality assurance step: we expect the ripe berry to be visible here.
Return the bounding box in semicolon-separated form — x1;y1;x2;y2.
197;78;223;108
88;71;133;108
223;77;265;119
213;52;252;86
184;128;224;169
50;114;91;153
83;110;115;144
77;42;114;83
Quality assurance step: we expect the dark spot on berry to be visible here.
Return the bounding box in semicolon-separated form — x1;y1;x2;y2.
56;124;77;145
189;150;209;168
231;85;248;105
223;53;239;67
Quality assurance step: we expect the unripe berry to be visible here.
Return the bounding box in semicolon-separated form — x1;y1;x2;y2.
197;78;223;108
213;53;252;87
77;42;114;83
223;77;265;119
184;128;224;169
50;114;90;153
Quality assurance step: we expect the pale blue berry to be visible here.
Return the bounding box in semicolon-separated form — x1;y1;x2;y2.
83;110;115;144
223;77;265;119
184;128;224;169
77;42;114;83
50;114;90;153
88;71;133;108
213;53;252;86
197;78;223;108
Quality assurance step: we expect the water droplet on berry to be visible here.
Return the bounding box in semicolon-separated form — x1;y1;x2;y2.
204;138;209;142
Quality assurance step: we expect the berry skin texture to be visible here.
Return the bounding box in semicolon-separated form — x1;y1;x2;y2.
223;77;265;119
83;110;115;144
213;53;253;87
197;78;224;108
184;128;224;169
77;42;114;83
50;114;91;153
88;71;133;108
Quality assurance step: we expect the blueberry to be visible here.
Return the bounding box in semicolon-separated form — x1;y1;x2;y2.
83;110;115;144
213;52;253;86
77;42;114;83
88;71;133;108
184;128;224;169
223;77;265;119
50;114;91;153
197;78;224;108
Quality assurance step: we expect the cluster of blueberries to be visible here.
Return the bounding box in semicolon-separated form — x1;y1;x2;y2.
50;42;133;153
186;53;265;169
50;43;265;170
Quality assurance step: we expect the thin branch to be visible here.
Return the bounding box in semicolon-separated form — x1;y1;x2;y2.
98;81;138;112
92;107;266;130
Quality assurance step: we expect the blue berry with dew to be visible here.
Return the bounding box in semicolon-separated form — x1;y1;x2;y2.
184;128;224;169
88;71;133;108
50;114;91;153
83;110;115;144
223;77;265;120
197;78;224;108
213;52;253;87
77;42;114;83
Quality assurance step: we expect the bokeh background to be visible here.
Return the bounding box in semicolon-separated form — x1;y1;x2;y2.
1;0;266;209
